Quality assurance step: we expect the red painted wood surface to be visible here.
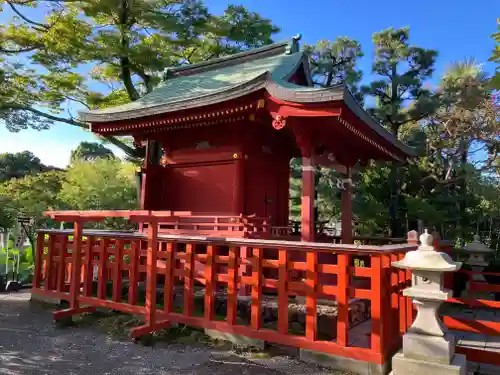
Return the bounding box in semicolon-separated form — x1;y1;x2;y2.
301;157;315;242
33;217;421;367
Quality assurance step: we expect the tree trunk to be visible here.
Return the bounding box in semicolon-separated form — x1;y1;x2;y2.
459;137;468;238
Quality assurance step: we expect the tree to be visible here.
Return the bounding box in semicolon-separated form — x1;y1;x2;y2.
362;28;438;137
71;141;115;163
0;151;45;182
59;159;137;228
422;60;498;238
361;27;439;237
489;18;500;89
0;1;279;158
304;37;364;101
0;195;16;231
0;170;65;254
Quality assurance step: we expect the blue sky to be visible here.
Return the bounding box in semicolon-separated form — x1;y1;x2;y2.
1;0;498;167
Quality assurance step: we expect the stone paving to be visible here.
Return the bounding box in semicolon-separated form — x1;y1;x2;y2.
2;291;500;374
0;292;346;375
441;303;500;374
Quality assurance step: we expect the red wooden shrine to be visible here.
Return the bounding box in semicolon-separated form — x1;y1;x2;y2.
82;36;414;243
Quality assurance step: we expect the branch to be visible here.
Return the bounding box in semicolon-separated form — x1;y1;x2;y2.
97;135;139;157
0;103;87;128
7;1;49;31
64;95;91;110
419;174;463;186
132;66;153;93
0;44;41;53
1;103;141;158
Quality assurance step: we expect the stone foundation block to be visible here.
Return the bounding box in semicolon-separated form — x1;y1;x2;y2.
403;332;455;364
204;329;265;350
392;351;466;375
299;348;388;375
30;292;61;306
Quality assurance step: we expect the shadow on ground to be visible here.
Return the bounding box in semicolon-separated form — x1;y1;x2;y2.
0;292;348;375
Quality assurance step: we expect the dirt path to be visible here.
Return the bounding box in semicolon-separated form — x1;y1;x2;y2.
0;292;346;375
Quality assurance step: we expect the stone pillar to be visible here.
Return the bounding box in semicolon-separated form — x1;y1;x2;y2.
391;230;466;375
462;235;494;299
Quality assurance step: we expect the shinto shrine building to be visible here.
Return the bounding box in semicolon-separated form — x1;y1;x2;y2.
80;35;415;243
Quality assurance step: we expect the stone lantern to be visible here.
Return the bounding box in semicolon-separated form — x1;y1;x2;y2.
390;230;465;375
462;235;494;299
464;234;493;279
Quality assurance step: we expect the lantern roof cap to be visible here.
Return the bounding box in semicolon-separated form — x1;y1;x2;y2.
392;230;462;272
464;235;494;253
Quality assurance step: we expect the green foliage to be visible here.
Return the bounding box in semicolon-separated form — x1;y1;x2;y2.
361;27;439;136
489;18;500;89
0;151;44;182
59;159;138;229
70;141;115;163
0;170;65;228
304;37;364;101
0;0;279;157
60;159;137;210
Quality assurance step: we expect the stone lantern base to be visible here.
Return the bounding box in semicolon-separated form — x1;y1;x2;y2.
391;351;467;375
403;332;455;364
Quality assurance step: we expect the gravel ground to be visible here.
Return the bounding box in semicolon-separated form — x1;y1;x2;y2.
0;292;349;375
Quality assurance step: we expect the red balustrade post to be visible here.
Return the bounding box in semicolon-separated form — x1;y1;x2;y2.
163;242;175;313
227;246;238;325
238;246;251;296
204;245;215;320
145;219;158;326
371;255;386;357
305;250;318;341
251;248;262;330
112;239;124;302
44;234;56;291
336;253;349;346
83;236;94;297
56;235;68;293
53;220;95;321
406;231;418;325
128;239;140;305
69;221;82;308
33;232;45;289
130;216;170;339
184;243;194;316
278;248;289;335
97;238;108;300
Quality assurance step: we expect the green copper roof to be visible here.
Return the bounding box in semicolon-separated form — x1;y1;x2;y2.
80;38;307;123
79;36;416;159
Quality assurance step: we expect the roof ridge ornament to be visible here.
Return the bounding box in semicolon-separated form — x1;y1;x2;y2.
286;34;302;55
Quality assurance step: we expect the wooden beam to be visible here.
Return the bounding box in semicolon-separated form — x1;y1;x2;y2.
265;96;342;119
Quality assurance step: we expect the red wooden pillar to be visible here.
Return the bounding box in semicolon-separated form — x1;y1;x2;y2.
341;167;353;244
53;219;95;321
69;220;83;309
233;152;245;215
140;142;152;211
33;233;45;289
301;156;315;242
129;214;171;339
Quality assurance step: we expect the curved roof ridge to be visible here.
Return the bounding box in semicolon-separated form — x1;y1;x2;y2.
164;37;301;79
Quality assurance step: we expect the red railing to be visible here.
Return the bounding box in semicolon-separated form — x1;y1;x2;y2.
441;268;500;366
33;211;419;369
